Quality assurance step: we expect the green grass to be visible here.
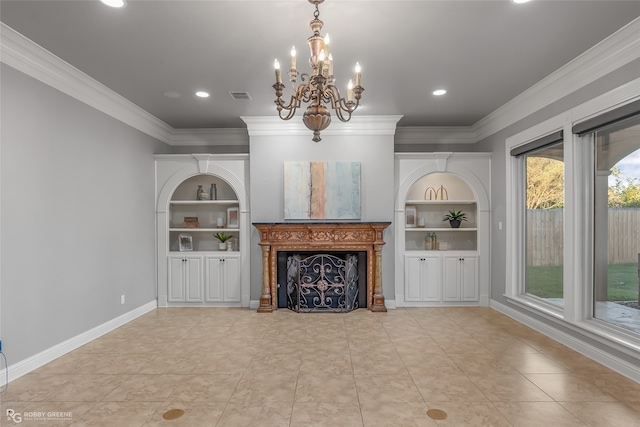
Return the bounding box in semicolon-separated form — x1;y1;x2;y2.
606;263;640;301
526;265;563;298
526;263;639;301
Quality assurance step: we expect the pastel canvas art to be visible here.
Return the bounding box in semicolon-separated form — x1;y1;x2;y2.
284;161;361;220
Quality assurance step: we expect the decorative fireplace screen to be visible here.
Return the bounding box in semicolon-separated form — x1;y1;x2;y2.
286;253;359;312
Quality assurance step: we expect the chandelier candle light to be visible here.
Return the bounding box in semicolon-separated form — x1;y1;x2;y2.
273;0;364;142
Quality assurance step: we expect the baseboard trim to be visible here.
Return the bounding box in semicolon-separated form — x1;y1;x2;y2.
0;300;157;384
490;299;640;383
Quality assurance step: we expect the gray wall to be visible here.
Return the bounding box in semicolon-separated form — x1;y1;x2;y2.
476;57;640;304
248;134;396;303
0;64;170;364
475;58;640;365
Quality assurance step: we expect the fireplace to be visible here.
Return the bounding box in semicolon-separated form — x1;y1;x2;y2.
253;222;391;313
277;251;367;312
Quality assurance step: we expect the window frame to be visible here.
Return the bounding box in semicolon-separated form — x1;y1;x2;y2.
504;77;640;357
506;113;570;320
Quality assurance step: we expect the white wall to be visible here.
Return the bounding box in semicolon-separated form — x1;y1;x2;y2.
244;116;400;305
0;64;169;368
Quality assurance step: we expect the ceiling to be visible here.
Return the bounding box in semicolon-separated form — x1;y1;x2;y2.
1;0;639;130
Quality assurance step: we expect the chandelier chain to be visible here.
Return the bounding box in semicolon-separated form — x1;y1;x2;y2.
313;3;320;22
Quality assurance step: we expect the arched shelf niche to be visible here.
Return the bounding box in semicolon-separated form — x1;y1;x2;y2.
155;155;250;308
396;164;489;212
394;154;491;307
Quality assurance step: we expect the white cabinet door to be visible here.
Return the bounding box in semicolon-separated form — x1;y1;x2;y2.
168;255;203;302
168;257;186;302
442;254;478;302
205;256;223;302
423;256;441;301
205;255;241;303
405;256;424;302
223;257;241;302
442;255;461;301
460;256;478;301
405;255;441;302
185;256;203;302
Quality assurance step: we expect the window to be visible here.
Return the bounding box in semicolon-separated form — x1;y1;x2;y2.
507;125;566;312
506;83;640;359
592;116;640;334
525;143;565;306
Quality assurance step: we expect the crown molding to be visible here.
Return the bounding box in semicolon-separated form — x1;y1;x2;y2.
394;151;492;160
241;115;403;137
168;128;249;146
3;16;639;147
394;126;475;145
472;17;640;142
0;23;173;144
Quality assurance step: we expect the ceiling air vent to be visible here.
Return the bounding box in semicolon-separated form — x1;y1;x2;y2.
229;91;252;101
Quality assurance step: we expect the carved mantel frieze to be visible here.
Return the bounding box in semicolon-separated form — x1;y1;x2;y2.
253;222;391;313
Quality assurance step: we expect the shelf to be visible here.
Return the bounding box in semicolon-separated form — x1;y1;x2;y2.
406;250;479;254
170;228;239;232
406;200;476;205
170;200;238;205
168;250;240;254
406;227;477;232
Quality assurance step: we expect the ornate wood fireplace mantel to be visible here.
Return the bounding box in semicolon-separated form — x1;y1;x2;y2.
253;222;391;313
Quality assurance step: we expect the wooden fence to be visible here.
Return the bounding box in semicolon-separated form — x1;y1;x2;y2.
527;208;640;266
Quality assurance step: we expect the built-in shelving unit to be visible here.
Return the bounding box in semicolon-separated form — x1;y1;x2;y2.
395;153;491;307
155;154;250;307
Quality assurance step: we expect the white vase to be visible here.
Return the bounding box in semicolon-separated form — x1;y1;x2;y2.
218;242;227;251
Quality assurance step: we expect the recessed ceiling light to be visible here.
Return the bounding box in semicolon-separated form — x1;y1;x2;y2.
195;91;210;98
433;89;447;96
512;0;531;4
99;0;126;8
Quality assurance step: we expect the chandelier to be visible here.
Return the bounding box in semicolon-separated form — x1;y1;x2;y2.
273;0;364;142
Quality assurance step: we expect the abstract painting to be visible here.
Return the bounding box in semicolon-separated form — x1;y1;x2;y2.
284;161;361;220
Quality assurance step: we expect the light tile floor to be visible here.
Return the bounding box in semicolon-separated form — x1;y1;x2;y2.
2;307;640;426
